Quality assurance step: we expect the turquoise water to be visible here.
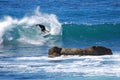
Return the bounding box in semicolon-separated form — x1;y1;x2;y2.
0;0;120;80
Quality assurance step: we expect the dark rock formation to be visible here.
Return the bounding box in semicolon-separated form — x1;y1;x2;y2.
48;46;112;57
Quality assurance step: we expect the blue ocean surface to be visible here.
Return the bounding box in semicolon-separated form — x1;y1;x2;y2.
0;0;120;80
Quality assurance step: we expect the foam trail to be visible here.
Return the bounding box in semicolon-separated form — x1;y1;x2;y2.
1;54;120;76
0;7;62;45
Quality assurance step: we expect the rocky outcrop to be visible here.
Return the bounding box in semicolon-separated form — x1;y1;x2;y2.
48;46;112;57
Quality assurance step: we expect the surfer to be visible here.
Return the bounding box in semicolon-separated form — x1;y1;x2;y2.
36;24;49;33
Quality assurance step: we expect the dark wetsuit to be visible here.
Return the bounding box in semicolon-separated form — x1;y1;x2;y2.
36;24;49;33
37;24;46;32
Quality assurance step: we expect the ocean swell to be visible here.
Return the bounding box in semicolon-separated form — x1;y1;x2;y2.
62;23;120;41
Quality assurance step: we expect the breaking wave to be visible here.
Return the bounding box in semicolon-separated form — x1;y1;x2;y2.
0;7;62;45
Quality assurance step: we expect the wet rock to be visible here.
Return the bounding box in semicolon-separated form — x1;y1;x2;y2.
48;46;112;57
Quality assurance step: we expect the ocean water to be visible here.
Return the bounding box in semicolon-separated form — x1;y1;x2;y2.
0;0;120;80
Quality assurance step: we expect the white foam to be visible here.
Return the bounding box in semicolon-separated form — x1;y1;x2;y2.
15;56;48;60
0;54;6;57
44;55;120;76
1;54;120;76
0;16;16;43
17;36;47;46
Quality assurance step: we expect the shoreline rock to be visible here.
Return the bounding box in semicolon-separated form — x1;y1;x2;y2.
48;46;112;58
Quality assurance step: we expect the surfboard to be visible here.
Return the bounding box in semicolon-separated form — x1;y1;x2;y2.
42;33;50;37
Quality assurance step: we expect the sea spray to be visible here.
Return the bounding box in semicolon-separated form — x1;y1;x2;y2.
0;7;62;45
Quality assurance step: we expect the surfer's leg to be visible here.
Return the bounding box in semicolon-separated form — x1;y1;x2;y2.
43;30;49;33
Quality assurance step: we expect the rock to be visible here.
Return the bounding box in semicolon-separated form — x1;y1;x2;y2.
48;46;112;57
